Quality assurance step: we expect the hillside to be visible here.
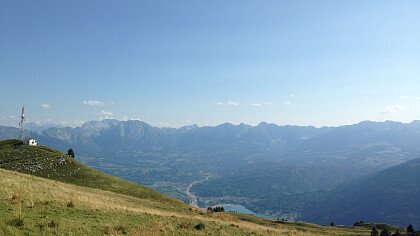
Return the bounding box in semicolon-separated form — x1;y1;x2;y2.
0;139;183;211
0;139;372;235
302;158;420;228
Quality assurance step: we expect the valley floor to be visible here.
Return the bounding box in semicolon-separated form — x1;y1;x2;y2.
185;177;210;208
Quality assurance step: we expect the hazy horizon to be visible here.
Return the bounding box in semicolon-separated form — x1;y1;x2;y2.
2;114;420;129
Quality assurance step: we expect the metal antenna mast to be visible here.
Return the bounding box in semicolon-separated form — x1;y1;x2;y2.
19;106;25;141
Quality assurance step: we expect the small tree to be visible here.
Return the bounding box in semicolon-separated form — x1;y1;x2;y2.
67;149;75;158
330;222;335;226
380;228;391;236
371;226;379;236
407;225;415;233
354;220;364;226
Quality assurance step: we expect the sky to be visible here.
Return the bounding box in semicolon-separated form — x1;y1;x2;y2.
1;0;419;128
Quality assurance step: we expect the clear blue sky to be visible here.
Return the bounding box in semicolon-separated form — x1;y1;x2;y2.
1;0;419;127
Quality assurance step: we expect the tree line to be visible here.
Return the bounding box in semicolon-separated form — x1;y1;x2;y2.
207;206;225;212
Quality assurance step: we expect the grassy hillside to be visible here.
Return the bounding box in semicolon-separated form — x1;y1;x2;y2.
0;139;184;212
0;168;375;235
0;139;372;235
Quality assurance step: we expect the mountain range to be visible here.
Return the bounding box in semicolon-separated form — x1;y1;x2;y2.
1;119;419;227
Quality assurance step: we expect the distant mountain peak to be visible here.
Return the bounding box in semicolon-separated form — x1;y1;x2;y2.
258;121;269;126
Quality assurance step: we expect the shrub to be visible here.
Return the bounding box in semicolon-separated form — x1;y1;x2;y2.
114;225;127;234
354;220;364;227
408;225;415;233
67;149;75;158
6;218;24;227
48;220;58;228
103;225;127;235
380;228;391;236
194;223;205;230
